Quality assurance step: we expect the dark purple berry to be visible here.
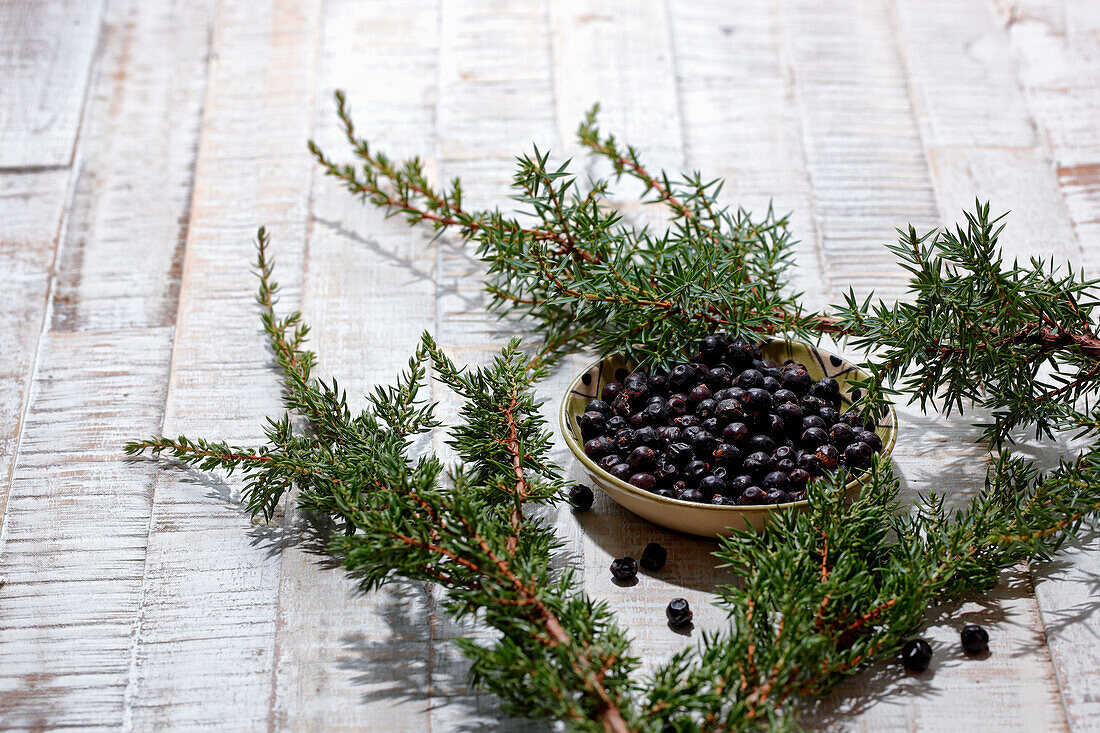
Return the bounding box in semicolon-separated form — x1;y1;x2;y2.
667;394;689;416
711;494;735;505
741;387;773;416
699;475;726;496
858;430;883;452
629;472;657;491
818;406;840;426
641;542;668;571
601;382;622;402
811;377;840;403
642;401;668;425
802;415;827;432
773;388;798;405
705;365;733;390
585;399;611;416
683;461;709;486
568;484;594;511
656;488;676;499
961;624;989;655
789;468;811;489
814;444;840;470
647;374;668;396
678;488;706;503
789;490;807;502
712;443;742;469
597;453;622;470
674;414;701;429
727;474;753;497
578;410;608;440
609;463;633;481
901;639;932;672
797;452;823;475
607;416;628;433
584;436;615;459
667;442;694;466
774;445;796;461
763;471;789;491
653;461;680;486
743;451;776;476
629;446;657;470
799;395;820;416
842;441;873;468
762;376;781;392
737;486;767;505
701;417;720;434
722;421;750;445
655;425;682;448
668;363;696;390
688;384;712;404
828;423;856;449
695;398;718;420
782;368;812;395
716;399;744;423
634;426;659;448
801;427;829;448
691;431;718;457
765;488;791;505
775;458;796;473
610;556;638;582
736;369;764;389
749;434;777;454
614;429;636;452
776;402;803;424
666;598;693;627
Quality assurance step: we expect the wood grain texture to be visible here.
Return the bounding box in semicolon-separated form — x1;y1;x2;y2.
2;0;1100;729
0;169;69;539
268;0;440;730
0;0;215;729
992;0;1100;727
0;0;105;168
49;0;215;333
122;0;321;730
548;0;738;683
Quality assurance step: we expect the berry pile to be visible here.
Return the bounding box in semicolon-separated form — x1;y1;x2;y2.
577;335;884;506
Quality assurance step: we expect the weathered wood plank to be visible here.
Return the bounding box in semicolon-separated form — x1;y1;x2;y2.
549;0;740;682
49;0;214;332
0;0;216;728
268;1;440;730
0;169;69;534
0;0;105;168
122;0;321;729
0;329;174;730
991;1;1100;727
428;2;559;727
780;0;941;302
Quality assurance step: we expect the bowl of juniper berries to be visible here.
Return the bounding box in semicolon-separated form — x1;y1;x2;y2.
560;336;897;537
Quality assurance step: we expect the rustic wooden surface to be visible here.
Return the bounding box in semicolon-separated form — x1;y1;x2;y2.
2;0;1099;730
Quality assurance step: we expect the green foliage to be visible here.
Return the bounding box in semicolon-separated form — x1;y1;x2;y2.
311;95;832;371
126;99;1100;731
834;202;1100;444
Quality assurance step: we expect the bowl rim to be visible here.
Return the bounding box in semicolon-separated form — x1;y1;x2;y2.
558;338;898;513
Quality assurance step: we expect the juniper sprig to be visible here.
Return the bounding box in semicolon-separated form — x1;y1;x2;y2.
125;100;1100;731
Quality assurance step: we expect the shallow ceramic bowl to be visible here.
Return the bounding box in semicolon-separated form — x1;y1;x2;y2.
560;338;897;537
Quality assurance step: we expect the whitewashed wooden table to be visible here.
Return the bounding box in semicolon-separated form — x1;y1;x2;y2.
3;0;1100;730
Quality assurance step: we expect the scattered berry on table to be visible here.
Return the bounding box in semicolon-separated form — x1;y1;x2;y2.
579;334;885;507
666;598;694;627
960;624;989;655
610;556;638;582
568;484;594;512
901;639;933;672
640;542;667;571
